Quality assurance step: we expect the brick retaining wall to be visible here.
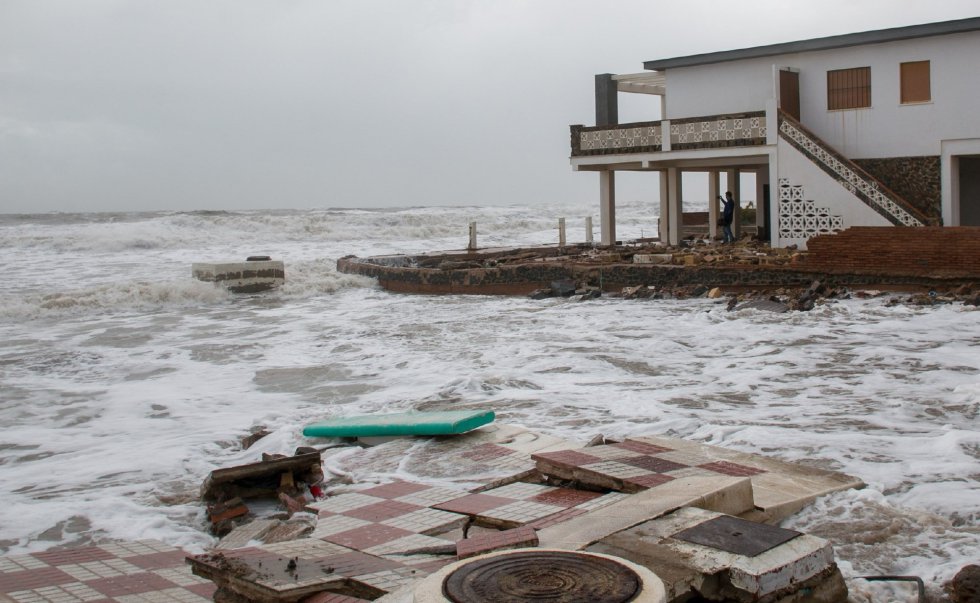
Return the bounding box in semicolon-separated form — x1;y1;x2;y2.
803;227;980;277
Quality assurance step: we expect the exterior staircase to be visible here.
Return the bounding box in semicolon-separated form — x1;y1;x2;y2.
776;110;931;227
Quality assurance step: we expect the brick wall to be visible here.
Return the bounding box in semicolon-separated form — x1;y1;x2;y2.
804;227;980;277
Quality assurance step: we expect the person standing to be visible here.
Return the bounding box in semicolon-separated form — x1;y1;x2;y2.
721;191;736;244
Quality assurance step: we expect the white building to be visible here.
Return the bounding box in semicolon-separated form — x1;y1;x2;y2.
572;16;980;248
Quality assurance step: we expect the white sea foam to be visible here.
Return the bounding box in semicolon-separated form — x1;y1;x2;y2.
0;205;976;596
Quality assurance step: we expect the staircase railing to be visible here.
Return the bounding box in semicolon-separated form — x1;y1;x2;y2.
777;110;929;227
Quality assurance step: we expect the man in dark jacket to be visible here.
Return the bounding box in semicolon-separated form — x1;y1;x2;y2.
721;191;736;244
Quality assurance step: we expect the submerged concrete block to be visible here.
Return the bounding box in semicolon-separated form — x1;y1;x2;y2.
192;259;285;293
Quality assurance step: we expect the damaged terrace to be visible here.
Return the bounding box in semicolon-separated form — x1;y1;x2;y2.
3;412;895;603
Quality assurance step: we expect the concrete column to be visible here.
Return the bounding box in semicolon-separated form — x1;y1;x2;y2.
595;74;618;127
708;171;720;241
659;170;669;242
585;216;594;244
468;222;477;251
726;169;741;239
667;167;683;246
600;171;616;246
558;218;566;247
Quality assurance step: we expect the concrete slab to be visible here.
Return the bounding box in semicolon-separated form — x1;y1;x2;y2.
536;475;753;551
189;537;453;602
587;507;846;602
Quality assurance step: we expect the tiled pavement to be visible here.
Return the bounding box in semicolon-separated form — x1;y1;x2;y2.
532;438;767;493
0;540;215;603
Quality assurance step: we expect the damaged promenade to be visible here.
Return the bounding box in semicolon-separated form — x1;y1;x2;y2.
0;420;949;603
336;227;980;305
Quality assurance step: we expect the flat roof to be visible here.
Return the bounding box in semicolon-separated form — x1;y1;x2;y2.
643;16;980;71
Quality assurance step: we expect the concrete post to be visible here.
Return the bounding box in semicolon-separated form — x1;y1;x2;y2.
667;167;683;246
595;74;618;127
708;171;720;241
585;216;593;244
600;171;616;246
659;170;669;243
468;221;477;251
558;217;566;247
726;169;741;240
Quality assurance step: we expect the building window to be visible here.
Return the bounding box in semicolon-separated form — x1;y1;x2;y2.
827;67;871;110
900;60;931;104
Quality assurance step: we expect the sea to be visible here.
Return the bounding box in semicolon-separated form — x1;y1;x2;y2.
0;200;977;599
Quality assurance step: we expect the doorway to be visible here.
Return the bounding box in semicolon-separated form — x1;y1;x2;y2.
779;69;800;121
959;156;980;226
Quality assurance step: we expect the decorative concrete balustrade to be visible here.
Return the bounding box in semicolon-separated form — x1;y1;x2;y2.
570;111;767;157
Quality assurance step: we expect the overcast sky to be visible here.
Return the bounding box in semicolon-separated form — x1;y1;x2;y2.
2;1;978;213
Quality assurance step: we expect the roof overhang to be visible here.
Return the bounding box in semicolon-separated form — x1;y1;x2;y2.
613;71;665;95
643;16;980;71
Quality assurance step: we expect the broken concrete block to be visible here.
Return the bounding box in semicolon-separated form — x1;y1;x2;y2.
633;253;672;264
192;259;285;293
207;497;250;536
707;287;723;299
588;507;846;603
201;451;322;502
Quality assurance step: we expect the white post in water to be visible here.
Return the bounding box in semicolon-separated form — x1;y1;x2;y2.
585;216;593;244
468;221;477;251
558;217;566;247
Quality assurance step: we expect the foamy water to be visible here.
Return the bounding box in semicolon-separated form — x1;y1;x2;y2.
0;202;977;599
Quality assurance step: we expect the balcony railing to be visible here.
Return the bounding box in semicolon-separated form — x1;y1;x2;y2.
571;111;767;157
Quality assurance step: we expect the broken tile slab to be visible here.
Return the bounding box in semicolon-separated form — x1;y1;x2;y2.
433;482;625;530
0;540;214;603
533;438;765;494
303;487;468;553
533;434;863;523
456;526;538;559
587;507;846;602
217;519;280;549
628;435;865;522
536;475;753;551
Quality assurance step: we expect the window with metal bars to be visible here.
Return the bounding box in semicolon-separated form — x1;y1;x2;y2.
827;67;871;110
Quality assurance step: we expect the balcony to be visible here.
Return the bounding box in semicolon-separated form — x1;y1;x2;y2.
570;111;769;158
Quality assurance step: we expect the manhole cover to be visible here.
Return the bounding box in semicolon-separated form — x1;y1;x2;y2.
672;515;802;557
443;550;641;603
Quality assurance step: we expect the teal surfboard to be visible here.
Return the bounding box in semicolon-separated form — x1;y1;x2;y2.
303;409;495;438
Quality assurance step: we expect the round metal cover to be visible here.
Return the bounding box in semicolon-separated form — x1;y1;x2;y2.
442;550;641;603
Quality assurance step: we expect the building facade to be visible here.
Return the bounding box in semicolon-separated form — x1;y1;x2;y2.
571;17;980;248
